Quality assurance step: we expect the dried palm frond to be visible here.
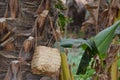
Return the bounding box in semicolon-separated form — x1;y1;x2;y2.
0;18;8;36
4;60;22;80
19;36;34;61
4;0;20;18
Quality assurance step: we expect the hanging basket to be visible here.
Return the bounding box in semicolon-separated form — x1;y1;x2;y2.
31;46;61;76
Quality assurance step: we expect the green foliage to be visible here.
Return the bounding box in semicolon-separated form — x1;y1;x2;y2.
58;13;73;31
60;38;92;49
59;20;120;76
54;0;66;10
54;0;66;30
94;20;120;55
59;38;97;75
54;1;120;79
58;13;66;30
76;41;98;75
67;49;95;80
61;52;71;80
117;42;120;79
55;3;66;10
118;54;120;70
75;68;95;80
54;0;72;31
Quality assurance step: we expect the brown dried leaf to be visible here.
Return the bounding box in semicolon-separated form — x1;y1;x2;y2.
107;0;120;26
0;18;8;36
40;77;52;80
36;0;46;14
111;0;120;9
105;45;120;72
19;36;34;61
84;0;109;32
23;37;34;52
0;51;17;59
33;10;49;36
4;42;15;51
4;60;22;80
4;0;20;18
81;17;94;31
85;0;99;22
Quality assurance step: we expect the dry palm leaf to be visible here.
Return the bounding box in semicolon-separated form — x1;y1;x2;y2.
4;0;20;18
4;42;15;51
32;10;49;37
0;18;8;36
4;60;22;80
19;36;34;61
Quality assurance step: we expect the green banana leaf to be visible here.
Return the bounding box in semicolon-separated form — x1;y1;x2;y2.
59;38;92;50
77;20;120;74
94;20;120;54
57;38;98;74
76;41;98;75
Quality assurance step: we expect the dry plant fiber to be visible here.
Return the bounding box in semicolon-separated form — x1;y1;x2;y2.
31;46;61;76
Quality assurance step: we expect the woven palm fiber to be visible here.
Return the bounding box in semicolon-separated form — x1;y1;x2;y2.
31;46;61;76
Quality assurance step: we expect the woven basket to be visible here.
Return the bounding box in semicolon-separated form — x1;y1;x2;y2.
31;46;61;75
